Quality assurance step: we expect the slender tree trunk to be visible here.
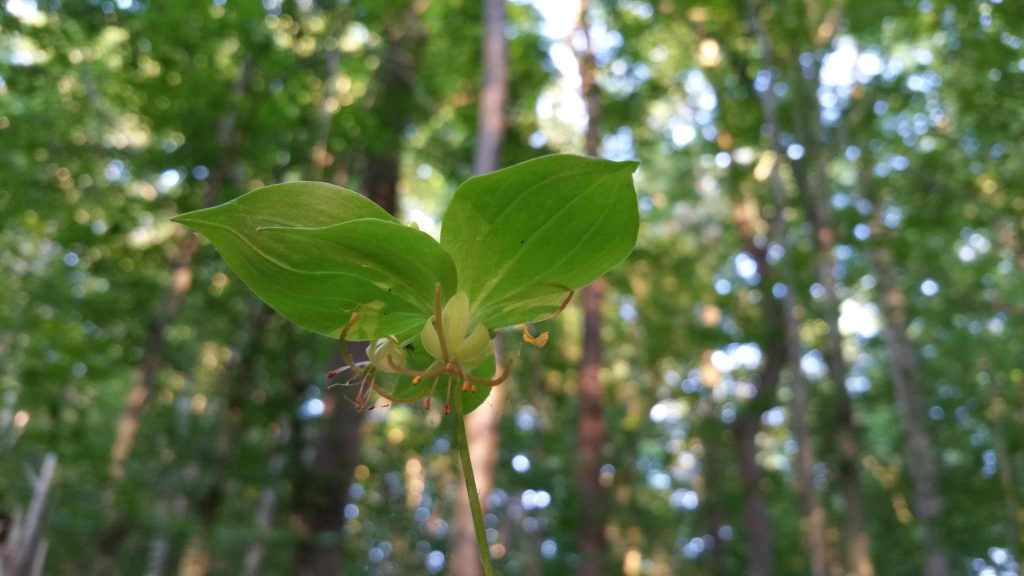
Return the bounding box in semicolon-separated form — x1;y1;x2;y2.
743;1;873;572
1;453;57;576
853;152;948;575
93;59;253;575
869;236;950;576
734;415;776;576
577;276;608;576
107;59;253;484
989;373;1022;567
743;11;831;570
729;200;784;576
291;360;363;576
360;0;429;216
573;3;610;574
243;418;291;576
451;2;509;574
292;7;426;573
701;423;729;574
790;108;874;576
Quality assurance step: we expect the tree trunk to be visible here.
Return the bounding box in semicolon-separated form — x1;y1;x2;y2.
743;1;872;572
1;453;57;576
451;1;509;574
701;423;729;574
734;415;776;576
243;419;291;576
574;3;609;574
106;59;253;484
292;6;426;573
577;276;608;576
291;361;363;576
729;199;784;576
989;374;1022;569
789;119;874;576
92;59;253;575
869;238;950;576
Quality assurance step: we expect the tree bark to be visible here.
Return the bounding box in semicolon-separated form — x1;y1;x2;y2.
360;0;429;216
1;453;57;576
743;1;872;572
789;103;874;576
291;390;362;576
729;199;784;576
573;3;610;574
743;7;831;572
576;276;608;576
106;59;253;484
451;1;509;574
291;6;426;573
93;58;253;576
869;236;950;576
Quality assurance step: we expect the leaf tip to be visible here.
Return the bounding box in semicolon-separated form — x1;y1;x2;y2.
617;160;640;173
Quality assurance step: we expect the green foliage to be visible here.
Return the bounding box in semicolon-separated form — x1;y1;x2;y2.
175;154;639;414
442;155;639;328
4;0;1024;574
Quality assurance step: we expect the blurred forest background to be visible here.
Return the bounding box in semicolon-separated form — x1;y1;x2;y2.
2;0;1023;575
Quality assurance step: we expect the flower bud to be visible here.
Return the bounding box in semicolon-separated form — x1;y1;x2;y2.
367;336;406;373
421;292;493;368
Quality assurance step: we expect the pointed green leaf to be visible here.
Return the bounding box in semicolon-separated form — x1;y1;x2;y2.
440;155;639;328
174;182;455;339
174;181;396;230
254;221;456;338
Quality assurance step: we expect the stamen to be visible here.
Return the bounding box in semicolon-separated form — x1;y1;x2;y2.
387;356;446;380
432;284;451;363
550;289;576;319
521;324;549;347
337;313;365;378
464;358;514;387
373;376;435;404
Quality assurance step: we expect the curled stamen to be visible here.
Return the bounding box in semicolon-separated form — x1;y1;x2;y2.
550;289;575;320
373;375;437;405
521;324;549;347
337;313;364;378
387;356;446;380
432;284;451;363
326;361;370;380
464;358;514;388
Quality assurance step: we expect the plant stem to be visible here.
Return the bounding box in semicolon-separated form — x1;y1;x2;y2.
452;385;496;576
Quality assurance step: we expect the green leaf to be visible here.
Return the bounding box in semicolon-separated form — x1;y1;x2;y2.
440;155;639;328
174;183;455;339
174;181;396;230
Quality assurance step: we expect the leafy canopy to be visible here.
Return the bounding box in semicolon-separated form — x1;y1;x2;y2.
174;154;639;412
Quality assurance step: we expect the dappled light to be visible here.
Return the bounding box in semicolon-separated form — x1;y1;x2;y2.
2;0;1023;575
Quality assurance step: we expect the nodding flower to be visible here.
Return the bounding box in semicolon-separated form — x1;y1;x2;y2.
326;284;512;414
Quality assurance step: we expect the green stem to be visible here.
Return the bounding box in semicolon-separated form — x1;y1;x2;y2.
452;385;497;576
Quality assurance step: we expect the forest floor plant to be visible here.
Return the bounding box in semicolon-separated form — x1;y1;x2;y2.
174;154;639;572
